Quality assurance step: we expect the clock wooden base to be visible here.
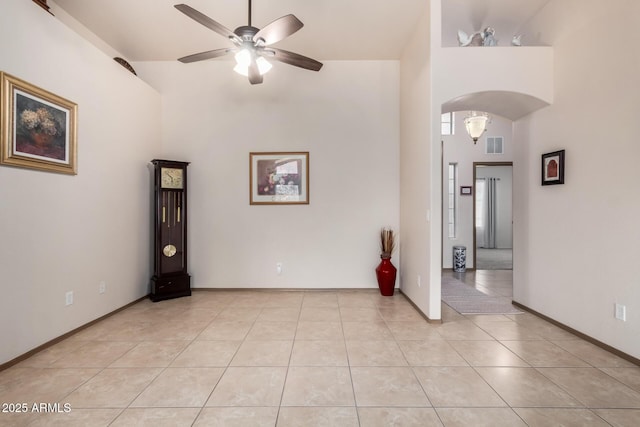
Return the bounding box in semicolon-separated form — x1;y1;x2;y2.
150;273;191;302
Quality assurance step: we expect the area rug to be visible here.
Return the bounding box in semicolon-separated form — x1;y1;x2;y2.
442;276;522;315
476;248;513;270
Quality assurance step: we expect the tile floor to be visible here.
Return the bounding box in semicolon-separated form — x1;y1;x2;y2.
1;271;639;426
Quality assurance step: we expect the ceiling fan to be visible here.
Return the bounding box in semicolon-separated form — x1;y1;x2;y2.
174;0;323;85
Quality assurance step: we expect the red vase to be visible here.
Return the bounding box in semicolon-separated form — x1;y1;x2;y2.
376;256;397;296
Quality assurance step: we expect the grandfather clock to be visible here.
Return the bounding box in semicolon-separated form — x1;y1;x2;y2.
150;159;191;302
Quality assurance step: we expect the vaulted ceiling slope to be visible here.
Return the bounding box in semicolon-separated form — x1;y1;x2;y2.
53;0;428;61
52;0;567;62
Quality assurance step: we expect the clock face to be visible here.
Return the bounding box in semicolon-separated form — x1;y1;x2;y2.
161;167;183;189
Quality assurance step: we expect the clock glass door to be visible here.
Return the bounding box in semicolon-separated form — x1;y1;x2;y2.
160;189;184;274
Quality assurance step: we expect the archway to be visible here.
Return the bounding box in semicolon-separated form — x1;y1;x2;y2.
438;90;549;313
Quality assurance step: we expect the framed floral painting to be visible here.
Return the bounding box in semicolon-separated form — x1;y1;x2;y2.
1;72;77;174
249;152;309;205
541;149;565;186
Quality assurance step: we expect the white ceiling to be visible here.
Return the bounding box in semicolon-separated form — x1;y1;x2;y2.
53;0;427;61
52;0;551;62
51;0;555;119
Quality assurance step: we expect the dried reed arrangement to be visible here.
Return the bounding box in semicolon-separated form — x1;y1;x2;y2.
380;228;396;258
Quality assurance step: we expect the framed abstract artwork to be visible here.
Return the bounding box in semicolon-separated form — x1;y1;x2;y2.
1;72;77;175
250;152;309;205
541;149;565;186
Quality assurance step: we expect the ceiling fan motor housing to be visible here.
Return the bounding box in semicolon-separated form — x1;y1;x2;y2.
234;26;259;42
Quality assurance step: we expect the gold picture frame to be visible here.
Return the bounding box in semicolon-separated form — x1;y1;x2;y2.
1;72;77;175
250;152;309;205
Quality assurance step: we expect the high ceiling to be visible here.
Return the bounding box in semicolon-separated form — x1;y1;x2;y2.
52;0;551;62
53;0;427;61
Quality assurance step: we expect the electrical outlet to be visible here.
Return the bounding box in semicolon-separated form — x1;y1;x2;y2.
417;275;421;287
614;303;626;321
276;262;283;275
65;291;73;306
99;281;106;294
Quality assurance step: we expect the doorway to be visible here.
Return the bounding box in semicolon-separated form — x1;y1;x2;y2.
473;162;513;270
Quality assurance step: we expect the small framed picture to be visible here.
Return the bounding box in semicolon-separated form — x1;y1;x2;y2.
250;152;309;205
541;150;565;185
460;186;472;196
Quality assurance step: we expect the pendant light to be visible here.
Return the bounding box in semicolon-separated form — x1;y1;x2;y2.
464;111;491;144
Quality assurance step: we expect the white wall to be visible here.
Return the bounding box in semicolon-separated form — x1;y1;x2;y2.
133;60;400;289
442;113;515;268
424;0;553;320
436;47;554;107
513;0;640;358
399;5;438;319
0;0;161;364
4;0;636;366
432;43;553;275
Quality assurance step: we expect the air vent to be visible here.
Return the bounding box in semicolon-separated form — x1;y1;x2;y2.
486;136;504;154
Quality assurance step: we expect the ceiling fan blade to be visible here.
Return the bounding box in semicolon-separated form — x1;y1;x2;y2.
253;14;303;46
268;48;323;71
178;48;232;63
174;4;239;42
248;61;263;85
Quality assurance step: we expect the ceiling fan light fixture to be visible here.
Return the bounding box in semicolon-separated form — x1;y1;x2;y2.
175;1;322;84
234;55;272;77
257;57;273;74
234;49;252;67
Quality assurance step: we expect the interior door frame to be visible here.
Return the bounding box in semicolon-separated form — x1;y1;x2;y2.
472;161;513;270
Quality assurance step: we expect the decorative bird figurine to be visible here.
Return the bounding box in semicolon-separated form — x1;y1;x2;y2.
457;29;483;47
457;29;472;46
511;35;523;46
458;27;523;47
